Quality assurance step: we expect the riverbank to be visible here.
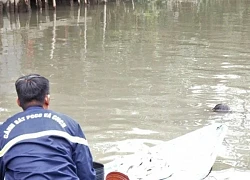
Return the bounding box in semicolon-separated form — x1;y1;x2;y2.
0;0;107;13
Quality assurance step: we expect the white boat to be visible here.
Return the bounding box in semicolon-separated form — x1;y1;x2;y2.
104;123;228;180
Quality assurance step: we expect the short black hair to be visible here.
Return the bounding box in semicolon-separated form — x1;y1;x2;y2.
15;74;50;110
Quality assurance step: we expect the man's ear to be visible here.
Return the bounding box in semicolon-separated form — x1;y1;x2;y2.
44;94;50;107
16;98;21;107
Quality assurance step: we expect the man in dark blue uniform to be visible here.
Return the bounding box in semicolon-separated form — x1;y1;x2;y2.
0;74;96;179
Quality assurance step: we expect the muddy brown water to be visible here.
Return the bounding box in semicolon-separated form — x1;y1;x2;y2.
1;0;250;176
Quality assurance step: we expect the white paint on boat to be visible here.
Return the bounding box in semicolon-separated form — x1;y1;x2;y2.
104;123;228;180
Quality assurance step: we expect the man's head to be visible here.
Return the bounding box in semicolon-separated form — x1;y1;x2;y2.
15;74;50;110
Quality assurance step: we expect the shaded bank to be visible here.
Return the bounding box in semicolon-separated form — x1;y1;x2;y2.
1;0;249;14
0;0;108;13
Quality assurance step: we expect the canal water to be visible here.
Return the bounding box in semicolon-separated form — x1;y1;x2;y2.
1;0;250;178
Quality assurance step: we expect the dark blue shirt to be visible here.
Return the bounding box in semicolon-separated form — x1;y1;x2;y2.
0;106;96;180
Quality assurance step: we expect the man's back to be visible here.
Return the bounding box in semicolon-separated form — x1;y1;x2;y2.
0;106;95;180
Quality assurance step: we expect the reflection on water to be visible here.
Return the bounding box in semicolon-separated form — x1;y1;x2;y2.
1;0;250;176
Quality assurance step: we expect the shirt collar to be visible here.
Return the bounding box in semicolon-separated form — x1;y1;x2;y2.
25;105;44;111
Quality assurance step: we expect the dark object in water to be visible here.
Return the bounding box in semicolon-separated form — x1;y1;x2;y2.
212;104;230;112
93;162;104;180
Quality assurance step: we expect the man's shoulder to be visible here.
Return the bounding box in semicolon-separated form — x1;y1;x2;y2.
45;110;80;128
0;111;24;127
47;110;85;137
47;110;76;122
